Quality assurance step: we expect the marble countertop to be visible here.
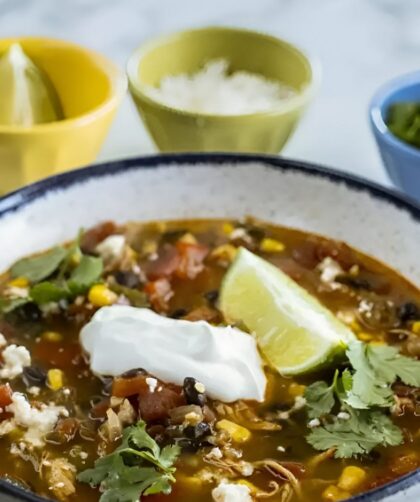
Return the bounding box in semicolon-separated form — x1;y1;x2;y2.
1;0;420;186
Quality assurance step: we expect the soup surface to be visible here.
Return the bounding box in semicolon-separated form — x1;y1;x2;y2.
0;218;419;502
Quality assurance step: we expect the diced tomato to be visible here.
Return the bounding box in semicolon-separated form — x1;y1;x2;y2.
112;375;149;398
145;245;181;280
81;221;118;254
144;278;173;312
138;385;185;422
0;384;12;408
175;242;208;280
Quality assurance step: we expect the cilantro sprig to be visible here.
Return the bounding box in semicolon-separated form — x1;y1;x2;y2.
1;231;103;313
78;421;180;502
304;340;420;458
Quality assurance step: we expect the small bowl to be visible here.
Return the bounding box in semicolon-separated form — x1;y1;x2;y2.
0;37;127;194
370;71;420;201
127;27;319;153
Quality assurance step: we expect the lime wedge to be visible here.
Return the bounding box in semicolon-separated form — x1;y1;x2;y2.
219;248;355;375
0;43;63;126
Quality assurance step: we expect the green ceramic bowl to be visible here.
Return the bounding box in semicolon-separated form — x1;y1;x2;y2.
127;27;319;153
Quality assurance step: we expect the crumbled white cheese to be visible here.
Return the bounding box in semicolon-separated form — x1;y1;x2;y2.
0;345;31;379
229;228;252;244
0;420;16;436
207;447;223;460
194;381;206;393
337;411;351;421
0;333;7;348
308;418;321;428
95;235;125;262
212;481;253;502
318;257;343;284
146;377;158;393
40;302;60;316
4;286;29;298
238;462;254;477
277;445;286;452
184;411;202;426
6;392;68;447
28;386;41;396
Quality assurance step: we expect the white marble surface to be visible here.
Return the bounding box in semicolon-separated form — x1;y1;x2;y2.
1;0;420;185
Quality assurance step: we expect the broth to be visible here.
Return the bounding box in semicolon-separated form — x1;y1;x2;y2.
0;218;419;502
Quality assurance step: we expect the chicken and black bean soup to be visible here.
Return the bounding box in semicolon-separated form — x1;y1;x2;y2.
0;218;419;502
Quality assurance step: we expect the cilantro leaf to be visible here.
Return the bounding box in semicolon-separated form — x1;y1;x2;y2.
11;247;67;283
345;342;394;408
366;343;420;387
77;421;180;502
30;281;69;304
0;297;30;314
68;255;103;294
306;408;403;458
304;380;335;418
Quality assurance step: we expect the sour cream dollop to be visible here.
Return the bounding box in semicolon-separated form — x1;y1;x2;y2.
80;306;266;402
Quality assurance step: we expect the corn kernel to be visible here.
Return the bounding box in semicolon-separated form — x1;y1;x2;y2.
8;277;29;288
337;466;367;492
222;222;235;235
42;331;63;343
259;238;285;253
47;369;64;391
322;485;351;501
288;383;306;397
216;419;251;443
412;321;420;335
357;332;373;342
349;264;359;276
88;284;117;307
178;232;198;245
210;244;238;264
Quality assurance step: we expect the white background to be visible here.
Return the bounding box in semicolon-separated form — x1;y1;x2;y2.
2;0;420;186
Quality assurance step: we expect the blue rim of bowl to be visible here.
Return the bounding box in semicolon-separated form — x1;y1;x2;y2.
0;153;419;502
369;70;420;158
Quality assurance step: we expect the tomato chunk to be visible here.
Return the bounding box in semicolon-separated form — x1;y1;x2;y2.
145;245;180;280
144;278;173;312
81;221;118;254
0;384;12;408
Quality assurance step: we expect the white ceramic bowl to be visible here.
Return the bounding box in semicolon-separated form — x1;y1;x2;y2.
0;154;419;502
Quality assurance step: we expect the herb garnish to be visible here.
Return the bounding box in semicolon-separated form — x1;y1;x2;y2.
78;421;180;502
304;340;420;458
1;232;103;312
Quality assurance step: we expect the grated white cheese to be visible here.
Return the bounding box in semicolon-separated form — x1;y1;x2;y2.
212;481;253;502
146;59;296;116
337;411;351;421
28;386;41;396
6;392;68;447
0;344;31;379
145;377;158;393
95;235;125;262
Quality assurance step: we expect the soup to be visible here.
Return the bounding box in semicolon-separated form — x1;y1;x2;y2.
0;218;419;502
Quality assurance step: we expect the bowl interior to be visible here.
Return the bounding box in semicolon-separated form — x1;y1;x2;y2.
130;27;313;98
0;38;120;121
380;81;420;124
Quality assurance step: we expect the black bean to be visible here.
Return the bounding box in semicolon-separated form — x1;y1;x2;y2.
22;366;47;387
183;377;207;406
120;368;147;379
114;271;141;289
17;302;42;322
398;302;419;323
184;422;211;440
204;290;219;305
336;274;371;290
171;309;188;319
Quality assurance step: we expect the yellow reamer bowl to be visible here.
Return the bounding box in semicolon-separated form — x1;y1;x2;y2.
127;27;319;154
0;37;127;194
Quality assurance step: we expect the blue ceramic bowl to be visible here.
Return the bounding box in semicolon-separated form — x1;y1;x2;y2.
370;71;420;201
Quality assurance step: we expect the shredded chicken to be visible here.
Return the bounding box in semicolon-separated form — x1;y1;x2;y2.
44;457;76;500
253;459;302;499
215;401;281;431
